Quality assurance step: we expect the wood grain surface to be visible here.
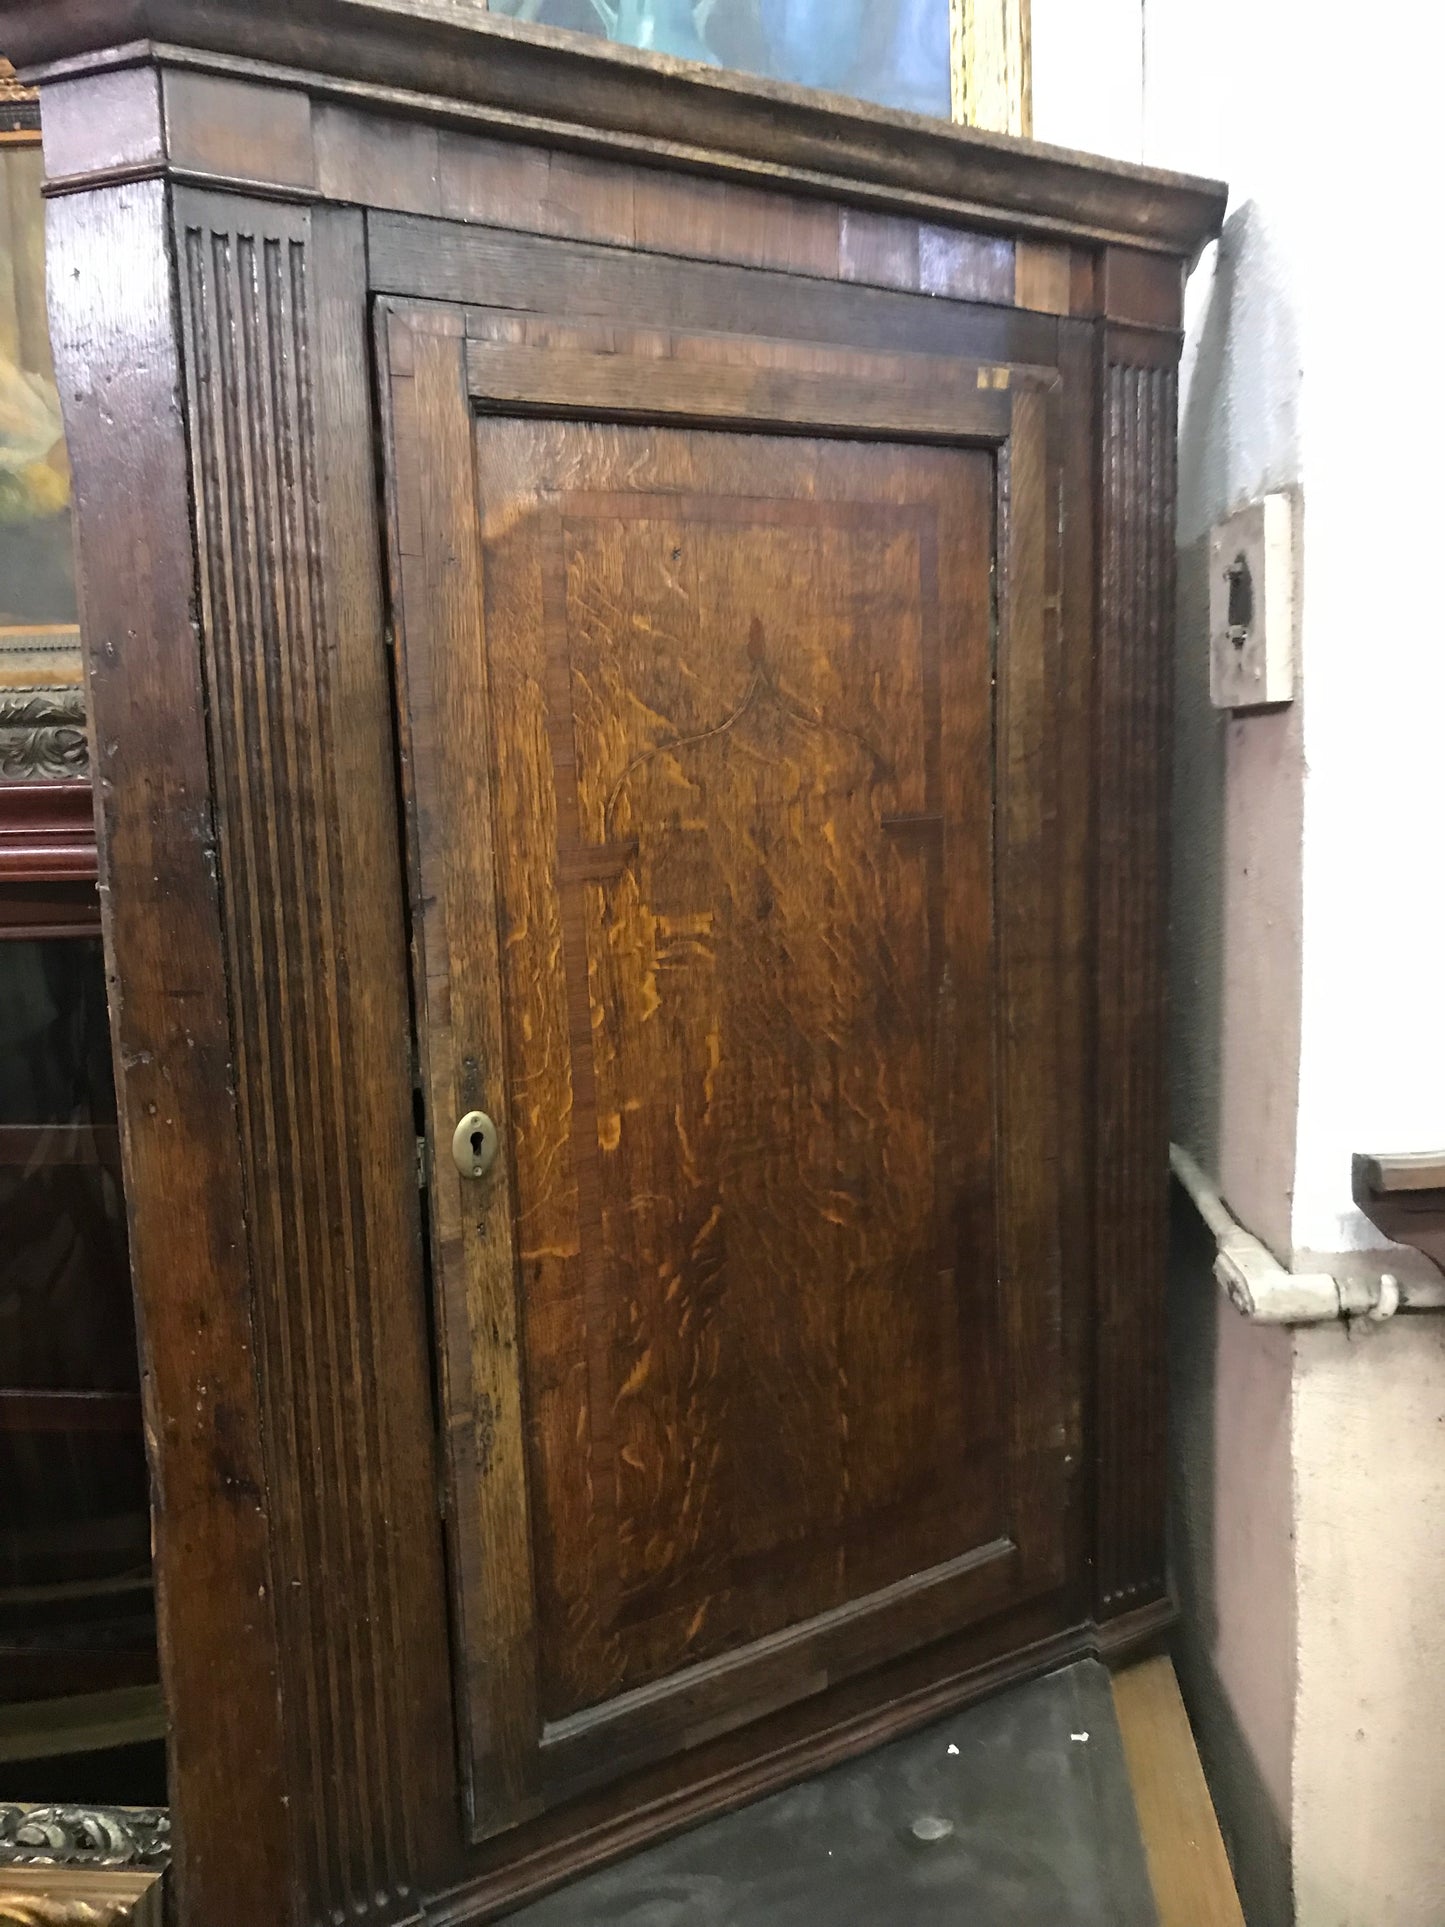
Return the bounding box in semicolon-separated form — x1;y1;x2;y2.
44;178;294;1927
1094;336;1179;1622
1114;1658;1246;1927
172;188;455;1921
4;2;1226;257
385;303;1074;1836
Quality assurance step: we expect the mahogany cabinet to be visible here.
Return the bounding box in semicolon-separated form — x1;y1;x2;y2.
0;5;1225;1921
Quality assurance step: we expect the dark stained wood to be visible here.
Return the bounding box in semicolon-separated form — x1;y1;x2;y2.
0;784;97;884
0;1123;118;1167
1053;318;1102;1595
1069;244;1099;316
44;178;291;1926
0;884;100;941
316;97;439;212
463;335;1019;439
1353;1152;1445;1275
167;91;1020;309
385;294;1076;1840
17;10;1220;1920
172;186;455;1921
370;211;1064;368
8;5;1226;257
0;1389;142;1433
1014;239;1071;315
382;309;541;1842
996;383;1069;1596
1094;330;1179;1622
0;1650;159;1702
162;69;314;188
1103;245;1185;332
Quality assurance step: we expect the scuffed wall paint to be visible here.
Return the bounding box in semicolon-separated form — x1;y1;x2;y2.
1174;202;1304;1263
1291;1320;1445;1927
1169;1198;1296;1925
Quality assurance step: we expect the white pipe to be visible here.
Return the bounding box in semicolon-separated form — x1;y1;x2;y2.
1170;1143;1398;1325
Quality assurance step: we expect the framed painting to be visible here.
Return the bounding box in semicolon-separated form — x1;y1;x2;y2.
1;62;85;787
483;0;1031;133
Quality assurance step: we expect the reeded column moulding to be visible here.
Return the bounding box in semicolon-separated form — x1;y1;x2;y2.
1;3;1224;1921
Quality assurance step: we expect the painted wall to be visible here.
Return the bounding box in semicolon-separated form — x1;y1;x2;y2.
1167;1198;1295;1924
1286;11;1445;1257
1033;4;1445;1922
1292;1320;1445;1927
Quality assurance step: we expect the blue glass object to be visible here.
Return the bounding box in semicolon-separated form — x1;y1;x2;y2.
757;0;866;93
873;0;952;117
487;0;955;121
589;0;719;61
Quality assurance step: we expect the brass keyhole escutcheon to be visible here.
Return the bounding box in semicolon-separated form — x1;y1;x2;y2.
452;1110;499;1181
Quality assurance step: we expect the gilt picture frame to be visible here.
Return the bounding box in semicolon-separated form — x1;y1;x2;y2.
0;61;85;786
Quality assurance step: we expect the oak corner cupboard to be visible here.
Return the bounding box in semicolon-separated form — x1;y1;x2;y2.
0;4;1226;1920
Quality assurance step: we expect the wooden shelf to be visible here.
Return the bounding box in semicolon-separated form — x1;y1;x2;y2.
1354;1149;1445;1272
0;1391;141;1436
0;784;97;886
0;1687;165;1768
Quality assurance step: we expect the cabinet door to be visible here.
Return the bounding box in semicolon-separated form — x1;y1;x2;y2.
383;306;1069;1838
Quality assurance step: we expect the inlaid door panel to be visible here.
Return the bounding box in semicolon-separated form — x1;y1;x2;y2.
383;305;1070;1838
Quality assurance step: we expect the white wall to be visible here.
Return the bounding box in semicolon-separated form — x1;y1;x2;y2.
1032;5;1445;1922
1030;0;1141;160
1287;12;1445;1256
1292;1320;1445;1927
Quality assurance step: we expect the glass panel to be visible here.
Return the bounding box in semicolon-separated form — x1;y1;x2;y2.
0;939;155;1708
0;110;159;1803
488;0;955;120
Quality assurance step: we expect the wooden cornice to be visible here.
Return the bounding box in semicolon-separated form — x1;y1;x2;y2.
0;0;1226;255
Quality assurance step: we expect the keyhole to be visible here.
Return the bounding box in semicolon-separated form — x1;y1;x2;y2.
1225;554;1254;644
452;1110;498;1180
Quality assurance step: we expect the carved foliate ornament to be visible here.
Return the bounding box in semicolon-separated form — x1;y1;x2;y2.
0;1810;170;1873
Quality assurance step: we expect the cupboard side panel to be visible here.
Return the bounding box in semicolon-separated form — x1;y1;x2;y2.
174;188;456;1923
45;178;296;1927
1094;332;1178;1621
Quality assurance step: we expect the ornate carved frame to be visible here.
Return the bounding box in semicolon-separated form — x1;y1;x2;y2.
0;58;93;912
0;1807;167;1927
